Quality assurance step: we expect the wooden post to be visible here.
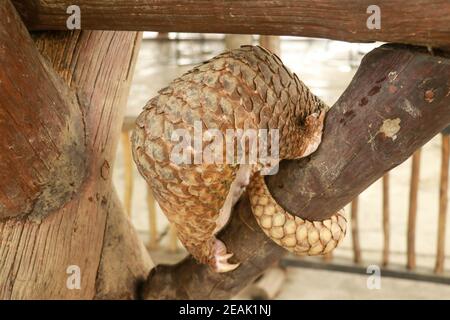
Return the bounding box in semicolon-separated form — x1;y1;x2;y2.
435;133;449;274
407;149;421;270
382;173;390;266
351;197;362;264
0;1;151;299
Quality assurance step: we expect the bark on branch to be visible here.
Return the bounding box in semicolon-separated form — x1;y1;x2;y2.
143;44;450;299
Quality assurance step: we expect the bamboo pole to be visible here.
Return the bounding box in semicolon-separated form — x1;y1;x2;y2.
225;34;253;49
382;173;390;266
351;197;361;264
435;134;449;274
147;186;158;249
121;130;134;217
407;149;421;270
259;35;280;56
168;225;178;253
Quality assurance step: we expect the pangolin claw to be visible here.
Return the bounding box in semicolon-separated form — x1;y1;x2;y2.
213;257;240;273
211;240;240;273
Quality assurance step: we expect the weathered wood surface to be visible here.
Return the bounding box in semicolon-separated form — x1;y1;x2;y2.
0;0;150;298
0;0;86;220
11;0;450;48
144;44;450;299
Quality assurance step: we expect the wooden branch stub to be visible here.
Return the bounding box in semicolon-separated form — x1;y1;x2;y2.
0;1;87;220
266;45;450;221
144;44;450;299
11;0;450;49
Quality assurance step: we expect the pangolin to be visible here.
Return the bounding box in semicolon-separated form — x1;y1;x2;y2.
132;45;346;272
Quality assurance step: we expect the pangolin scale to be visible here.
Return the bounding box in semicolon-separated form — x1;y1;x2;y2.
132;45;346;272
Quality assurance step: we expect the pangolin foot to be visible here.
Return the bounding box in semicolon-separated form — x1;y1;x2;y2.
211;239;240;273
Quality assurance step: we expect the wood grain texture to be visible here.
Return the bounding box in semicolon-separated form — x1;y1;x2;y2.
267;45;450;221
0;0;86;220
11;0;450;48
0;20;149;298
94;190;153;299
144;44;450;299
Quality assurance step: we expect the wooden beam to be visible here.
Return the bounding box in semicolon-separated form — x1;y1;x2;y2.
0;0;87;220
143;44;450;299
11;0;450;48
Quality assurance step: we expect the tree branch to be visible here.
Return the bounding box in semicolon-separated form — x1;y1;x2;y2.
267;44;450;221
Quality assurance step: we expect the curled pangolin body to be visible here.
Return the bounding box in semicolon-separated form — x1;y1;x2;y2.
132;45;346;272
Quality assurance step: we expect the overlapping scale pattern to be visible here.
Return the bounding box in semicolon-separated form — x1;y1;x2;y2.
132;45;344;270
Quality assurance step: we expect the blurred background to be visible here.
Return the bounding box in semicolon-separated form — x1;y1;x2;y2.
114;33;450;299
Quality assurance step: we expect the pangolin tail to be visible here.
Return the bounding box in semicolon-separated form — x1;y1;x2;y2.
248;172;346;256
